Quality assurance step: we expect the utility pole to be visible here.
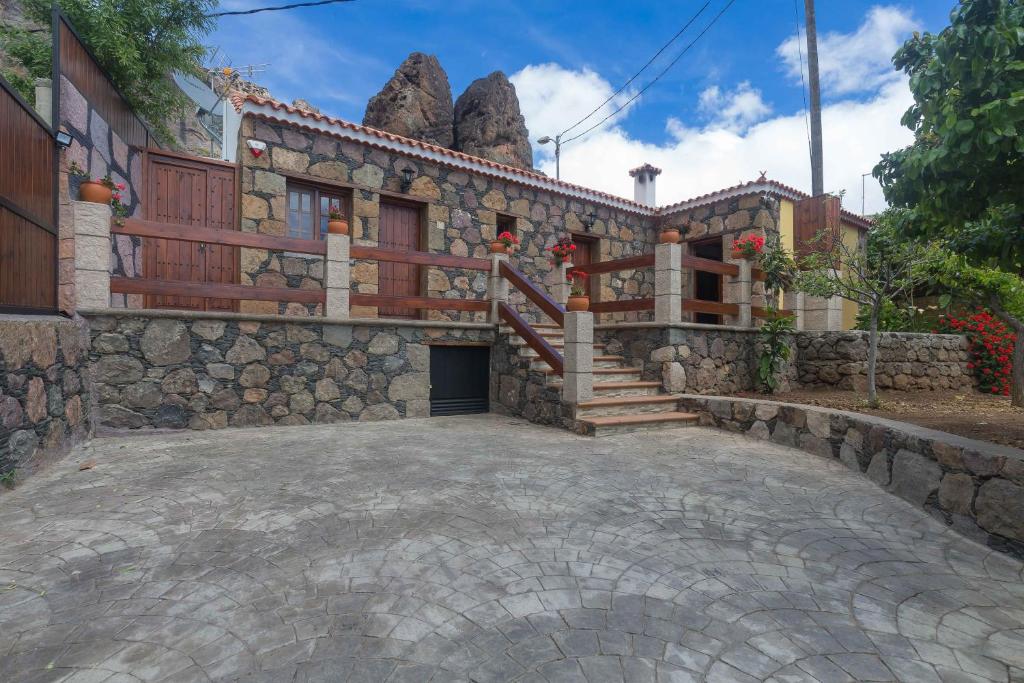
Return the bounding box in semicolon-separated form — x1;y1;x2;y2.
805;0;824;197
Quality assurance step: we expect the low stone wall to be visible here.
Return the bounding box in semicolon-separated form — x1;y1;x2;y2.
795;331;972;391
596;323;795;395
83;310;493;431
489;334;566;427
0;316;92;484
680;394;1024;559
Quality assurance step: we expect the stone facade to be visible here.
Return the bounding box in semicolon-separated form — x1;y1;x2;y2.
488;333;566;427
58;76;144;312
796;331;972;391
85;311;493;431
238;116;661;323
0;316;91;484
679;394;1024;559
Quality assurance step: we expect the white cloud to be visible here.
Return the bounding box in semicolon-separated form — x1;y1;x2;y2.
697;81;771;132
776;6;919;96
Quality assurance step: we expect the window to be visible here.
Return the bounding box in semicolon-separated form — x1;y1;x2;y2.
286;183;350;240
496;213;516;237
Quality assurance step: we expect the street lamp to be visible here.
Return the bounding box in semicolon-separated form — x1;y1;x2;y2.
536;134;561;180
861;171;871;216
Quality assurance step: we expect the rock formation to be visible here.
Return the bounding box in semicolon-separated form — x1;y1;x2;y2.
363;52;454;148
453;72;533;170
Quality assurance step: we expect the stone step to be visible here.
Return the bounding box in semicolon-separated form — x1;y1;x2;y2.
590;381;664;397
578;411;700;437
575;394;684;418
543;367;641;383
517;342;606;355
529;355;624;371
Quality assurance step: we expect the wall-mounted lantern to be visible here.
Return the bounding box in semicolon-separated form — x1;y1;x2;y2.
400;166;415;193
583;211;596;232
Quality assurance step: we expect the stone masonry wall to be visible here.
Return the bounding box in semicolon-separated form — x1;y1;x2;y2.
59;76;143;312
238;116;657;322
796;331;972;391
489;332;566;427
0;316;92;485
680;395;1024;559
85;312;493;430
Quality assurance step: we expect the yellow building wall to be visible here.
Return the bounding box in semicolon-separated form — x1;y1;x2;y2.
841;224;860;330
779;198;794;253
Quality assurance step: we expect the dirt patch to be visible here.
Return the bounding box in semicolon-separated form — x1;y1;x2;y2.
734;388;1024;450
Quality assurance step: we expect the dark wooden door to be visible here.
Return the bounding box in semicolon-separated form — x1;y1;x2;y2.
571;234;599;298
143;151;237;310
692;238;723;324
378;200;420;318
430;346;490;415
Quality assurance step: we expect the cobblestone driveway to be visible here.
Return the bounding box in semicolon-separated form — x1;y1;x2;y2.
2;415;1023;682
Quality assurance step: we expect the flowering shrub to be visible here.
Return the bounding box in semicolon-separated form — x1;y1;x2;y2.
496;231;519;248
547;236;576;265
568;270;588;296
327;206;345;220
936;310;1014;396
732;234;765;258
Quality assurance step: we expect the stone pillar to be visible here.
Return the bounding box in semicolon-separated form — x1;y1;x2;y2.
73;201;111;310
679;241;693;322
554;260;573;306
734;258;753;327
784;291;805;331
654;243;681;324
562;311;593;404
34;79;52;126
325;233;350;319
488;252;509;323
800;272;843;331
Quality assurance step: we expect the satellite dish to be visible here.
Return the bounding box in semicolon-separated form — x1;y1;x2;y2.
173;72;221;113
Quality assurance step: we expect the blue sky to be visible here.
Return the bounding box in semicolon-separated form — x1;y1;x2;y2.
209;1;954;211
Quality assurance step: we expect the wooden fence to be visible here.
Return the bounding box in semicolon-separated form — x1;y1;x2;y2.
0;76;57;313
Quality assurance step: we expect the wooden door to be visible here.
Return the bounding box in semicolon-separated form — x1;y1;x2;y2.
691;238;723;324
571;234;599;299
143;151;237;310
378;200;421;318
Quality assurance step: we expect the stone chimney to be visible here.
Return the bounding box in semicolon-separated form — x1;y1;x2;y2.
629;163;662;207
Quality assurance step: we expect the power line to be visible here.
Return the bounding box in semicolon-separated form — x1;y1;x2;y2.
558;1;711;138
793;0;812;159
562;0;738;145
208;0;355;18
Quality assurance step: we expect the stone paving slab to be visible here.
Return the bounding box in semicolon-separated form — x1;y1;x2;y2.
1;414;1023;682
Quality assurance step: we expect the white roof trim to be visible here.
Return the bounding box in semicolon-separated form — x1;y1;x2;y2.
659;182;803;213
241;101;649;214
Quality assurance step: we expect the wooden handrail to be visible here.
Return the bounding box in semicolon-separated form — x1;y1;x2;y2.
572;253;654;276
682;299;740;316
350;245;490;271
350;294;488;312
499;261;564;327
752;306;794;319
110;277;326;304
682;255;739;277
499;302;563;376
589;298;655;313
112;218;327;255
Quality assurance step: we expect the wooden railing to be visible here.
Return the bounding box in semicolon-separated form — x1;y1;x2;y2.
350;245;489;271
499;261;565;327
498;302;563;375
572;253;654;276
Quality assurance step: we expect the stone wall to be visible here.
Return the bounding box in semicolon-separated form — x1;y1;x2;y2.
679;394;1024;559
85;311;493;431
489;333;566;427
59;76;144;312
0;316;91;484
238;117;657;322
795;331;972;391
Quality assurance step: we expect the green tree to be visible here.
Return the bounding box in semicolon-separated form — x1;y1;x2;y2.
3;0;215;143
873;0;1024;405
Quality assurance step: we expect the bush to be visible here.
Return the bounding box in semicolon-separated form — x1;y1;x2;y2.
936;311;1014;396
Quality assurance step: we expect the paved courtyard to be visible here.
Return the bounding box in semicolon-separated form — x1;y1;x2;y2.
1;415;1023;683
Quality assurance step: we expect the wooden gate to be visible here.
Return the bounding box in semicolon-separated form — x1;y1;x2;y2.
142;150;238;310
378;200;421;318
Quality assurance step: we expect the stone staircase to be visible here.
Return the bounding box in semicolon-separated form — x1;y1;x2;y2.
501;322;699;436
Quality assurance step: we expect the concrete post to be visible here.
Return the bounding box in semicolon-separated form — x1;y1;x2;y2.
784;291;805;331
34;79;52;126
554;260;573;306
679;241;693;322
488;252;509;323
654;243;681;324
735;258;753;327
561;311;593;404
73;201;111;310
800;272;843;330
325;233;350;319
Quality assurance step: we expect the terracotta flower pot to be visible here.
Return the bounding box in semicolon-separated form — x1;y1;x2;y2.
567;295;590;312
79;180;112;204
327;218;349;235
732;248;759;261
659;229;680;244
490;240;508;254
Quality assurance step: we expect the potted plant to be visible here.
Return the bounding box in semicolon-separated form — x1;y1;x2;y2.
110;186;129;225
567;270;590;311
79;173;117;205
659;225;680;244
327;207;349;235
491;230;519;253
546;236;576;265
731;233;765;260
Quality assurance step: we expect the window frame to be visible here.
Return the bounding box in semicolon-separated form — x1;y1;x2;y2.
496;213;516;238
285;182;351;241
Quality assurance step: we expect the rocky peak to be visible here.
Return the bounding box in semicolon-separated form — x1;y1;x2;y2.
362;52;454;148
454;72;533;170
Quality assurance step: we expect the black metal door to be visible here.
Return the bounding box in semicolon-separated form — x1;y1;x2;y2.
430;346;490;416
